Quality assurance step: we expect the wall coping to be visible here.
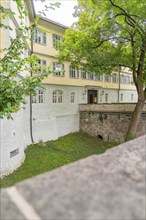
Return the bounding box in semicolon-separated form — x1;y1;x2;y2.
79;103;146;112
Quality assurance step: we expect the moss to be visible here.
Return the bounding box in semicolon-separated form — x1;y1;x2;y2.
126;132;136;141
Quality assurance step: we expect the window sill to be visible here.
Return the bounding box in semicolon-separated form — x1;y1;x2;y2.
33;42;47;46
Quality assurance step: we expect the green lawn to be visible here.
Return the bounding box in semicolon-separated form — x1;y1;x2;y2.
0;132;117;188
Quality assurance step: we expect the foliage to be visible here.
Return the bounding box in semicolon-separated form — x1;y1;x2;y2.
0;132;117;188
58;0;146;80
0;0;51;119
57;0;146;139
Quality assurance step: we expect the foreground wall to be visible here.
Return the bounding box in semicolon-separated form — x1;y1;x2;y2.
1;135;145;219
80;104;146;142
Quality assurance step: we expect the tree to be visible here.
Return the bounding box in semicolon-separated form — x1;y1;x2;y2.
0;0;60;119
0;0;44;118
57;0;146;141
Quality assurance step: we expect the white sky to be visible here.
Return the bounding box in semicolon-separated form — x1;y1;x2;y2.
33;0;78;27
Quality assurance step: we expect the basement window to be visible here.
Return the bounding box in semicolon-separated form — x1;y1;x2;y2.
10;148;19;158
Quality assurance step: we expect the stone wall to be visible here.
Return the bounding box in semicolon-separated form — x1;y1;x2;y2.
80;104;146;142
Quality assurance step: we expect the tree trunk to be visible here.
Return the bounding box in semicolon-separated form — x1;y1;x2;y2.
125;94;145;141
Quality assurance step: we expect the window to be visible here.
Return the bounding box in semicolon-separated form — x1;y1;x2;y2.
37;59;46;74
95;74;103;81
10;148;19;158
70;92;75;103
38;90;44;103
125;75;130;84
53;90;63;103
120;75;124;83
33;28;46;44
53;62;64;76
130;76;133;83
100;93;102;103
131;94;134;101
104;75;111;82
87;72;94;80
105;93;108;103
120;93;123;101
112;73;118;83
32;95;37;104
81;70;88;79
69;66;79;78
52;34;62;48
32;89;45;104
120;75;129;84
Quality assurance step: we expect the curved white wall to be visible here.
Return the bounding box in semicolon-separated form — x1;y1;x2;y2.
0;110;26;177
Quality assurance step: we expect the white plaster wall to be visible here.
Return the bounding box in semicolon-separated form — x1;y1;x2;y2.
99;89;138;103
0;82;138;177
31;85;86;142
119;89;138;103
31;85;138;143
0;110;25;177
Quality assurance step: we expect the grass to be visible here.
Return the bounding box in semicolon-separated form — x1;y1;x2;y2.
0;132;117;188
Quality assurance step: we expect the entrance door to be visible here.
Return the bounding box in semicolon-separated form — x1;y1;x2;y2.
88;90;98;104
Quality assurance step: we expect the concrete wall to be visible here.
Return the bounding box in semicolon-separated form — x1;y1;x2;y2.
80;104;146;142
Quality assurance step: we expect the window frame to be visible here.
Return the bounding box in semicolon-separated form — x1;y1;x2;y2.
104;75;111;82
52;33;62;48
33;28;46;45
120;93;123;102
112;73;118;83
53;62;65;76
37;59;47;74
105;93;108;103
69;65;79;78
131;94;134;101
52;90;63;103
70;92;76;103
32;89;45;104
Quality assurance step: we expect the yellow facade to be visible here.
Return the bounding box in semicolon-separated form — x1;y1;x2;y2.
33;17;136;91
0;1;136;92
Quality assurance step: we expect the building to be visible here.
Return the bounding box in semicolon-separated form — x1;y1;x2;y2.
31;16;137;140
0;0;137;176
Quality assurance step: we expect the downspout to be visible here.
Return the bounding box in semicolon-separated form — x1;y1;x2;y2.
30;28;34;143
118;70;121;103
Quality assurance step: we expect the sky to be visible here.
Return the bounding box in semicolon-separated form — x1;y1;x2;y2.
34;0;78;27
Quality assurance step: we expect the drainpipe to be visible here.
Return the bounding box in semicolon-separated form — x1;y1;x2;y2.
30;28;34;143
118;70;121;103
